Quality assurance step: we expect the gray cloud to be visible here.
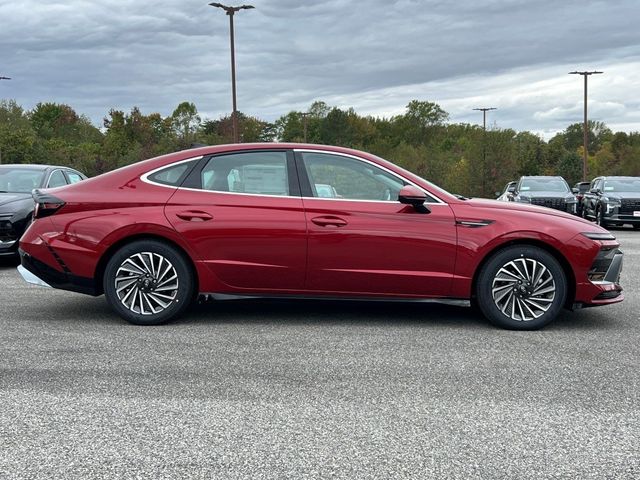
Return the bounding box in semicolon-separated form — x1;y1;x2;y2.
1;0;638;136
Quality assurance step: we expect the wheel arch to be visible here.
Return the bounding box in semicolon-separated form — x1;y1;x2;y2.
94;234;199;296
471;239;576;309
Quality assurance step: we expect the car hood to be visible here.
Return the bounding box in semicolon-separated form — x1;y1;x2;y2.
519;191;574;199
0;192;32;210
602;192;640;200
463;198;593;225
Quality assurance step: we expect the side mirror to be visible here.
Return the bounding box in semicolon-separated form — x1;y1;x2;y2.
398;185;430;213
572;188;579;194
590;188;598;194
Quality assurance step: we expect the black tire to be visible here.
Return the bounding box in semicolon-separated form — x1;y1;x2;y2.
595;206;608;228
633;224;640;230
476;245;567;330
103;240;195;325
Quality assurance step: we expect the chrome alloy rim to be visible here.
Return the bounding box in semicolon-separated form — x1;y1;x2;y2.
114;252;179;315
491;257;556;321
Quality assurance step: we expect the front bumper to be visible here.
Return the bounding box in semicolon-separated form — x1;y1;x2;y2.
603;211;640;225
0;239;18;256
577;247;624;307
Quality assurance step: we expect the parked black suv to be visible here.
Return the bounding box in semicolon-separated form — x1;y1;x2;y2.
510;176;578;214
581;176;640;229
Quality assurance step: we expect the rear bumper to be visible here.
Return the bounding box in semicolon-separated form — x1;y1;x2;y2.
19;248;98;296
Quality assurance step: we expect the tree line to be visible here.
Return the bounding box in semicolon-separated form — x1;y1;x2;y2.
1;98;639;197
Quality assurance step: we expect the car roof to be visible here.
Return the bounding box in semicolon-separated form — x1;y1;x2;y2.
520;176;565;180
598;176;639;180
0;164;74;171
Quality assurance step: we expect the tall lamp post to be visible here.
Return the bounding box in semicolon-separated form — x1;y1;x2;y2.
300;112;310;143
473;107;497;197
209;3;254;143
0;76;9;163
569;70;603;181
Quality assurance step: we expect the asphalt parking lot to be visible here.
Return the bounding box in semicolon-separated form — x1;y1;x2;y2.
1;230;639;479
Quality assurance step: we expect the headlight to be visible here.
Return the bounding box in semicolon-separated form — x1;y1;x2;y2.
602;197;621;214
581;232;616;241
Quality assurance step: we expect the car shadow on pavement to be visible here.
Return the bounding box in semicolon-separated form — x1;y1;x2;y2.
0;257;19;269
184;299;494;329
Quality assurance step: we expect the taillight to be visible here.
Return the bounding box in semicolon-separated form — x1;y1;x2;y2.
32;189;66;219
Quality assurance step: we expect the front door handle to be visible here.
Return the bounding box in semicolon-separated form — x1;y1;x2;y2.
176;210;213;222
311;216;348;228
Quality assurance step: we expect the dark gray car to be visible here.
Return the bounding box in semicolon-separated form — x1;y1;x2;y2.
0;164;86;257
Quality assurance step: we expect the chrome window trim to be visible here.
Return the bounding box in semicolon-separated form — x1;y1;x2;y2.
139;150;448;206
294;148;446;205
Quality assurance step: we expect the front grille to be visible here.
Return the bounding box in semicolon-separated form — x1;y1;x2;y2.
620;198;640;214
531;197;567;211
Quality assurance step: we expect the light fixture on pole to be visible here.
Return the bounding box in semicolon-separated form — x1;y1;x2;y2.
569;70;603;181
209;2;254;143
473;107;497;131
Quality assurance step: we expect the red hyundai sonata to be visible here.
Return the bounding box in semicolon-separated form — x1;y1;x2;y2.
18;143;623;329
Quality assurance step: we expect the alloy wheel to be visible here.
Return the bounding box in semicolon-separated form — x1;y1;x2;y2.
114;252;179;315
491;257;556;321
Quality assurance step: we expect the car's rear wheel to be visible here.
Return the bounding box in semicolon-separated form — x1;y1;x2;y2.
103;240;194;325
476;245;567;330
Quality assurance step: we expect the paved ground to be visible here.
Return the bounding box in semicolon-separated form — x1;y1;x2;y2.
1;230;639;479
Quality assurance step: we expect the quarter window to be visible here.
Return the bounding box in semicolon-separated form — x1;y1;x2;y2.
47;170;67;188
301;152;410;201
66;171;84;184
200;151;290;196
148;160;198;186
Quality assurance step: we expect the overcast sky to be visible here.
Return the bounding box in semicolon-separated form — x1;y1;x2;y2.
1;0;639;138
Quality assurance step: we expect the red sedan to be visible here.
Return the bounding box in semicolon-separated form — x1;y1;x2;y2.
18;144;623;329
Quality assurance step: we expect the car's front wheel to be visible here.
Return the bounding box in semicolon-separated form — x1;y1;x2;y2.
476;245;567;330
103;240;195;325
595;206;608;228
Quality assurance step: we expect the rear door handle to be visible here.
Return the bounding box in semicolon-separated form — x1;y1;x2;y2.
176;210;213;222
311;216;348;227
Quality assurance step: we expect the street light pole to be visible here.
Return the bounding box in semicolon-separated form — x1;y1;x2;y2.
569;70;603;181
0;77;9;163
209;3;254;143
473;107;497;197
300;112;310;142
473;107;496;131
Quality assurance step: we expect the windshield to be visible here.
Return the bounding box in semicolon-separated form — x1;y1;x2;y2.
519;178;569;193
0;167;44;193
604;178;640;193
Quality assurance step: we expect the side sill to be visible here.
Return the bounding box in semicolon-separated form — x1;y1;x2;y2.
199;292;471;308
